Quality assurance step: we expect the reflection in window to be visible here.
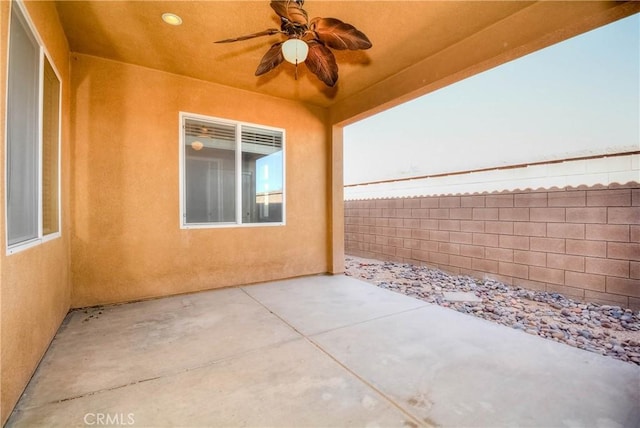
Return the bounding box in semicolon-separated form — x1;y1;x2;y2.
181;115;285;227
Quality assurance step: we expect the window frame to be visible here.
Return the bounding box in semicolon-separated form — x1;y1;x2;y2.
178;112;286;229
4;0;63;255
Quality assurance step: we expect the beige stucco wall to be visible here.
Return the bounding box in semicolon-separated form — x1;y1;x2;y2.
70;54;330;307
0;1;72;424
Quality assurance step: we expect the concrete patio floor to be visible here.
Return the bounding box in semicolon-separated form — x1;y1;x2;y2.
7;275;640;427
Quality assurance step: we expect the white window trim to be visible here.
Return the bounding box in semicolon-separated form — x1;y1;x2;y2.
179;111;286;229
5;0;62;255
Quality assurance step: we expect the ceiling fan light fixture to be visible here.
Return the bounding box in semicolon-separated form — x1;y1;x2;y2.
282;39;309;65
162;13;182;26
191;141;204;151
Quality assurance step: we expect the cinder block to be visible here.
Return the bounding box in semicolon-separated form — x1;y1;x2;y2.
420;219;439;230
375;218;389;227
403;239;421;249
381;227;396;237
449;255;472;269
472;208;499;221
513;222;547;237
607;242;640;262
486;247;514;262
388;237;403;247
529;266;564;285
585;257;629;278
566;207;607;224
584;290;629;307
608;207;640;225
396;228;412;238
430;208;450;219
382;208;396;218
485;221;514;235
369;243;382;253
460;220;485;232
548;191;586;207
585;224;629;242
411;208;429;218
403;198;421;209
530;208;565;222
499;235;530;250
411;229;430;240
395;208;411;218
498;261;528;279
547;253;585;272
514;250;546;267
547;223;585;239
382;245;396;256
358;225;371;234
632;261;640;279
472;258;499;274
499;208;530;221
439;196;461;208
460;244;485;258
430;230;450;242
375;199;392;209
515;192;548;207
388;218;403;228
449;208;473;220
438;242;460;255
530;237;565;254
375;235;389;245
632;225;640;243
486;194;514;207
606;276;640;298
565;271;605;291
566;239;606;258
419;240;438;252
438;219;461;231
473;233;499;247
587;189;632;207
429;251;449;265
460;195;485;208
396;247;412;259
420;197;439;209
403;218;420;229
449;232;473;244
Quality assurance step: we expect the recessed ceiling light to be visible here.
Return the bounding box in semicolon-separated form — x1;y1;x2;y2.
162;13;182;26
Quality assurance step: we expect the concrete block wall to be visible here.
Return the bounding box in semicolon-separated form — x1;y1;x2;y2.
345;184;640;310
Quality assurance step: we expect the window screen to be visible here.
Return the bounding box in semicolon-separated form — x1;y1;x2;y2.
7;7;40;246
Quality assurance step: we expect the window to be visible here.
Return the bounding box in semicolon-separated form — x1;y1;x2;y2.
180;113;285;228
5;2;61;253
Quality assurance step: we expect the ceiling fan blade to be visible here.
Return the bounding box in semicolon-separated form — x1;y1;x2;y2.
255;43;285;76
304;40;338;87
309;17;372;50
215;28;282;43
270;0;308;27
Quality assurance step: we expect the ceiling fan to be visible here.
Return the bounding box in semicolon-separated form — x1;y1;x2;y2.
215;0;372;87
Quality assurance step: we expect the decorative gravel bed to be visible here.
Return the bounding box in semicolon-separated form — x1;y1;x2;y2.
345;255;640;366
